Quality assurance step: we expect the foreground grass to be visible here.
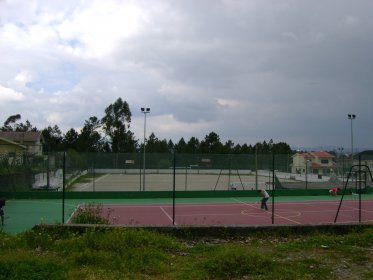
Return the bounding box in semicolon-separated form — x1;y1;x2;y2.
0;226;372;279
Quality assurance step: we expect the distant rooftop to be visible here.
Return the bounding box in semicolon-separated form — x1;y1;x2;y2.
0;131;43;142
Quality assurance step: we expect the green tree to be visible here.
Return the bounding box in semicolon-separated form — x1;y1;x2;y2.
78;117;103;152
1;114;37;132
42;125;63;151
186;137;200;153
1;114;21;131
167;140;174;152
145;133;159;153
272;142;292;155
63;128;79;150
199;132;223;154
175;137;187;153
101;98;137;152
222;140;235;154
144;133;170;153
233;143;242;154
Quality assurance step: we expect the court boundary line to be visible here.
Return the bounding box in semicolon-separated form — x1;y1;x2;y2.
67;199;373;226
231;198;303;225
159;206;176;225
66;203;83;224
77;174;110;191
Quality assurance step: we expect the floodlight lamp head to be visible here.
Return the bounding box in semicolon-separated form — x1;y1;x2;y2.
146;108;150;112
141;108;145;112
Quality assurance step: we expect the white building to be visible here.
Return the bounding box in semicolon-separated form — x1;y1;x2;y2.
292;151;336;176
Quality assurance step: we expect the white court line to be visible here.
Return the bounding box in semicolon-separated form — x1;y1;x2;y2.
159;206;176;225
66;203;83;224
231;198;302;225
77;174;110;191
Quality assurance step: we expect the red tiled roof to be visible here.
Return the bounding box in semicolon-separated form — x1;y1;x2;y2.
311;162;321;168
298;151;334;158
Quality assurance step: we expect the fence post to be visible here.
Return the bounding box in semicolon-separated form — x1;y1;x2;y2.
359;155;362;223
272;153;275;224
173;151;176;225
62;151;66;224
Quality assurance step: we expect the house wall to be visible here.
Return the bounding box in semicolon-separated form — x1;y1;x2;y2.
0;132;43;156
0;142;25;155
292;153;335;175
23;140;43;155
291;154;306;174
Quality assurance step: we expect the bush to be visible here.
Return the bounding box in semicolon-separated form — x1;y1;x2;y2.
69;203;110;224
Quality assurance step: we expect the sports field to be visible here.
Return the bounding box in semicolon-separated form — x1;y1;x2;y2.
71;171;304;192
2;194;373;235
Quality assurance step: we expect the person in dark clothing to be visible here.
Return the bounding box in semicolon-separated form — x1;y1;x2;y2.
0;198;5;226
258;189;270;211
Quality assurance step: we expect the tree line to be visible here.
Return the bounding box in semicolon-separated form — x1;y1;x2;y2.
1;98;292;155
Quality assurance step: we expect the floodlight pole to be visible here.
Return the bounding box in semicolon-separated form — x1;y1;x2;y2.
338;147;344;186
348;114;356;164
141;108;150;191
305;159;310;190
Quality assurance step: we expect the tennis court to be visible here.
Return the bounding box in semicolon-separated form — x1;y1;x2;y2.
68;197;373;226
2;194;373;234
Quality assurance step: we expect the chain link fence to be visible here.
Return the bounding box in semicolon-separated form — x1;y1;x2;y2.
1;151;372;194
1;151;373;227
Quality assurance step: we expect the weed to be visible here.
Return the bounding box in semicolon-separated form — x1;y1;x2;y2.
70;203;110;224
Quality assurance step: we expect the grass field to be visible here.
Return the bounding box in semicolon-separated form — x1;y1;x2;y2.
0;225;372;279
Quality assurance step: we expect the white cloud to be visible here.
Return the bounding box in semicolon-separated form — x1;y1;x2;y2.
46;112;63;124
56;0;146;59
0;85;25;102
0;0;372;149
216;98;243;109
14;70;36;86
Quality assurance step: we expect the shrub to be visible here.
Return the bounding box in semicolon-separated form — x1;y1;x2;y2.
69;203;110;224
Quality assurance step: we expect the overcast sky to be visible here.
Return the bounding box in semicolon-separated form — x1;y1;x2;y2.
0;0;372;151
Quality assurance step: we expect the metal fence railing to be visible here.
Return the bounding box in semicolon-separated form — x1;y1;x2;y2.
1;152;373;193
1;151;373;228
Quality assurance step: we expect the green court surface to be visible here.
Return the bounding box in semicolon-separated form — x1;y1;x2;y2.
2;194;368;235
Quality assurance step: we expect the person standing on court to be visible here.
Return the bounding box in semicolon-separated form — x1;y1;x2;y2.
0;198;5;226
258;189;270;211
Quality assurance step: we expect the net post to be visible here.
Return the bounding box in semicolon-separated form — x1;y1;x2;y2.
139;153;142;191
228;155;232;190
359;155;361;223
47;152;50;189
93;153;96;192
272;153;275;225
172;151;176;225
62;151;66;224
334;165;353;223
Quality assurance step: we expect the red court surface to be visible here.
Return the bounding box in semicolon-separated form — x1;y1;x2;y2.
71;198;373;226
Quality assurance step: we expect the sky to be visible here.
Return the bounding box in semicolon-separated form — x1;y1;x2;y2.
0;0;372;151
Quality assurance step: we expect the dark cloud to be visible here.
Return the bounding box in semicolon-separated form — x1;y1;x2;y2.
0;0;372;149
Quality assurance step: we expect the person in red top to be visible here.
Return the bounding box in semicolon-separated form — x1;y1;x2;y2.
329;187;338;196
